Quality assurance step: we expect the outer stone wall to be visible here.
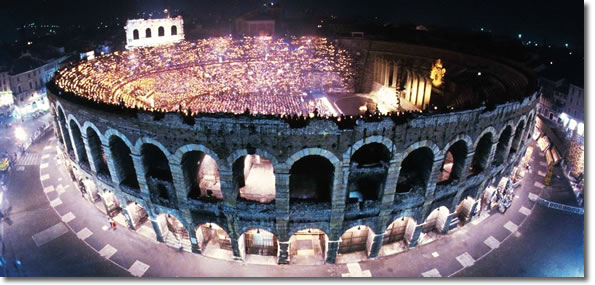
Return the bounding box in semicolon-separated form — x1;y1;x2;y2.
47;39;538;264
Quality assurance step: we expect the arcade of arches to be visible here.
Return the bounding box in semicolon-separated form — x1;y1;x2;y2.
54;104;533;265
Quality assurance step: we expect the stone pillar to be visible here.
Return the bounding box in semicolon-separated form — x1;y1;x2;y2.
467;201;479;222
278;241;290;264
130;153;151;198
66;123;80;163
407;224;424;248
230;237;243;261
187;226;201;254
424;158;444;199
325;240;341;264
150;218;164;242
169;162;187;206
275;170;290;220
82;134;98;173
219;169;236;207
103;143;122;186
121;206;136;230
367;233;385;258
441;213;456;234
486;140;499;168
378;162;399;231
458;151;475;185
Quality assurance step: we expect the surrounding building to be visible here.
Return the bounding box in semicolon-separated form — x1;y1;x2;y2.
124;16;185;50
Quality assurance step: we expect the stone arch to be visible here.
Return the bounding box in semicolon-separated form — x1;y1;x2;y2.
106;131;138;190
145;27;152;38
421;206;450;233
133;29;139;40
240;228;279;258
156;213;191;251
171;25;178;36
138;140;175;203
395;141;439;194
437;136;471;184
346;141;392;202
509;119;526;157
173;144;223;201
67;116;89;166
287;223;331;238
288;227;329;265
135;137;172;158
104;129;135;151
338;225;375;255
56;104;74;154
288;151;338;203
342;135;395;162
158;26;165;37
382;216;417;251
195;223;233;257
493;123;514;166
285;148;341;170
82;121;105;144
228;148;278;203
473;126;497;149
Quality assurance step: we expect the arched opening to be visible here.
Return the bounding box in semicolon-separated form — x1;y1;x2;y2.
86;128;110;179
380;217;417;256
233;154;275;203
469;133;493;176
133;29;139;40
438;141;467;185
69;121;89;168
109;136;138;191
125;201;153;239
181;151;222;202
493;126;513;166
289;228;328;265
347;143;390;203
509;121;525;158
289;155;334;203
57;108;74;155
141;144;174;203
455;196;476;224
396;147;434;194
171;25;177;35
156;214;191;252
337;225;374;263
145;28;152;38
419;206;450;245
102;190;122;218
239;229;278;265
158;26;165;37
195;223;233;260
52;114;64;145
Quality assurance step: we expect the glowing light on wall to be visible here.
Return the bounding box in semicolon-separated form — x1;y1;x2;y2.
569;119;577;131
577;123;584;136
430;59;445;87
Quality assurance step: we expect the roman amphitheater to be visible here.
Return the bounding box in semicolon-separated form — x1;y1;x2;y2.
46;36;537;265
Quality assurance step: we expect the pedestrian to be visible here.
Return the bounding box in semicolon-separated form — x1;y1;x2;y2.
108;217;114;230
111;219;117;230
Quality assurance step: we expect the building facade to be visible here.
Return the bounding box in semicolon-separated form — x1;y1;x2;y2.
124;16;185;50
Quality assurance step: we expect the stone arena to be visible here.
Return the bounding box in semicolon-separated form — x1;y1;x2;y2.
46;37;538;265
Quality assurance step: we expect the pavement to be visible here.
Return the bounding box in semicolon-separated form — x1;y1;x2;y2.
0;131;585;277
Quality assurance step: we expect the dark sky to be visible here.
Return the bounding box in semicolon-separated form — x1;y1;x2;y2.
0;0;584;47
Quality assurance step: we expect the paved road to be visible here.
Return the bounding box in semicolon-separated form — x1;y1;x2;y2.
0;132;584;277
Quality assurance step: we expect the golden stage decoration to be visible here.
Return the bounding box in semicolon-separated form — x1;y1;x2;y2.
430;59;446;87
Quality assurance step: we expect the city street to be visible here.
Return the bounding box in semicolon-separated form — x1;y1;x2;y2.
0;131;584;277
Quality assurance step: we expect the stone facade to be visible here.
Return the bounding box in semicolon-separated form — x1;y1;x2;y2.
47;39;538;265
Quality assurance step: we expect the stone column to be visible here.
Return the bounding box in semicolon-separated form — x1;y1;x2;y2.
424;158;444;199
325;240;341;264
275;170;290;220
219;169;236;207
367;233;385;258
486;140;499;168
169;162;187;206
103;143;122;186
458;151;475;185
130;153;151;199
407;224;424;248
82;134;98;173
66;123;80;163
384;61;390;86
121;206;136;230
150;218;165;243
441;213;457;234
378;161;399;232
277;240;290;264
187;226;201;254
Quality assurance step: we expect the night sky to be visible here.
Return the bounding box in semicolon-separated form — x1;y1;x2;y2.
0;0;584;47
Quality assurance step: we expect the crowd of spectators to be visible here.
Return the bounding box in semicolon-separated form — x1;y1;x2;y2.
54;36;356;116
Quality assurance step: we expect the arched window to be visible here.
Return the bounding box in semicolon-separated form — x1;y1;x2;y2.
145;28;152;38
87;127;110;178
469;133;493;176
133;29;139;40
69;121;89;168
171;25;177;36
438;140;468;185
141;144;174;202
347;143;390;203
289;155;334;203
493;126;512;166
158;26;165;37
109;136;138;190
181;151;222;201
396;147;434;194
